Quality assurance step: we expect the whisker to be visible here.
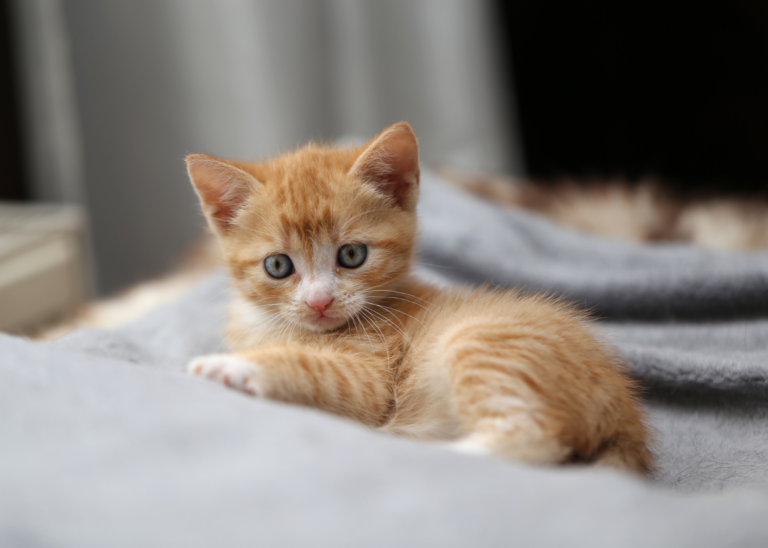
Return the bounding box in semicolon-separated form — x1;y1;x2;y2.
359;309;390;365
251;315;287;347
367;301;425;327
365;289;432;305
363;305;412;344
287;314;299;342
353;313;375;354
228;311;283;350
365;293;434;315
274;318;293;344
350;314;362;340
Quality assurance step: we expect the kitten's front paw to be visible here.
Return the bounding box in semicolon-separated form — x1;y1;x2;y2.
187;354;264;397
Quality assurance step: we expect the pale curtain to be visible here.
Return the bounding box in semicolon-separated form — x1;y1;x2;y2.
12;0;523;293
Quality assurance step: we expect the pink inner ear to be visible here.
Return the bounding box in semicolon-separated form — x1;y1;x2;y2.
352;123;420;209
187;155;255;230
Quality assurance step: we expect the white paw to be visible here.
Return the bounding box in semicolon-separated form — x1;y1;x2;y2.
187;354;264;397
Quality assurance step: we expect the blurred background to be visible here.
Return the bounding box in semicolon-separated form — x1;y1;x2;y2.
1;0;767;333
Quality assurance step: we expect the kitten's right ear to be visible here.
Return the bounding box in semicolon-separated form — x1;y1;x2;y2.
186;154;260;234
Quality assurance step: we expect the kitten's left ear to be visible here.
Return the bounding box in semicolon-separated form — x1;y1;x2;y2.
350;122;420;211
186;154;261;235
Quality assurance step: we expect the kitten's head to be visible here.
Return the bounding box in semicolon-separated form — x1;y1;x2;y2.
187;122;420;332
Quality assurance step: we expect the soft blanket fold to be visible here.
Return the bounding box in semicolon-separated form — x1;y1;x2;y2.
418;174;768;321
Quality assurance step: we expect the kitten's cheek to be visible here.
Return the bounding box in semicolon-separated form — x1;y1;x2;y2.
187;354;264;397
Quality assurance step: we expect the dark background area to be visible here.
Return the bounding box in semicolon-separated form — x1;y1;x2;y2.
2;1;768;201
0;0;26;201
494;0;768;195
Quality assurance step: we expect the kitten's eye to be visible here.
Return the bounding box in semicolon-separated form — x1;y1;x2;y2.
338;244;367;268
264;254;294;279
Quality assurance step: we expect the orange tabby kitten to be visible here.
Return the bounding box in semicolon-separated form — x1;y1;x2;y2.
186;122;653;474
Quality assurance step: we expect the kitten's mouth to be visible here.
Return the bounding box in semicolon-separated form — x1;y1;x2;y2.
299;305;360;332
305;311;344;330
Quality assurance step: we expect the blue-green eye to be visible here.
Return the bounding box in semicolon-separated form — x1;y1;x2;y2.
264;254;294;279
338;244;367;268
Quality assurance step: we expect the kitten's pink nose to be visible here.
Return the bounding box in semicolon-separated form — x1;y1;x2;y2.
306;296;333;313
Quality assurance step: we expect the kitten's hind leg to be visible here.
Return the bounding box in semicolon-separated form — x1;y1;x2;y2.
447;417;570;465
439;322;574;466
446;398;572;465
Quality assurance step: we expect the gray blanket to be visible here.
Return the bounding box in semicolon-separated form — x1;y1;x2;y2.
3;171;768;547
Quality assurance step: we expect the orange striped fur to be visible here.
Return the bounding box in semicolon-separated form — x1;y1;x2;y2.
187;122;653;475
